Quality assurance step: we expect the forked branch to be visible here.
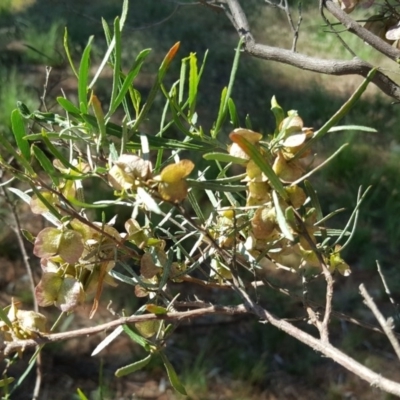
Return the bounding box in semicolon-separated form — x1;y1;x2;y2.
220;0;400;101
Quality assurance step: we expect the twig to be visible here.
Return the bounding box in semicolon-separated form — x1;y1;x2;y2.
376;260;398;310
359;283;400;362
40;66;52;112
324;0;400;62
231;282;400;397
265;0;302;51
222;0;400;102
4;305;248;354
319;0;357;57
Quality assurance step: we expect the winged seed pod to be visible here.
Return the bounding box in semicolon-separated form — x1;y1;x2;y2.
333;0;375;13
272;151;304;182
155;159;194;203
108;154;152;190
228;128;263;161
251;204;277;240
0;300;47;341
364;16;396;44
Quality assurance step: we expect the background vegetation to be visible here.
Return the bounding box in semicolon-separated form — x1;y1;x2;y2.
1;0;400;399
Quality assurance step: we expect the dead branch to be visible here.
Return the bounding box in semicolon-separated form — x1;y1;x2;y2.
359;283;400;362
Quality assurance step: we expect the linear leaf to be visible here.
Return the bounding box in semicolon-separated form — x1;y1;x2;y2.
187;179;245;193
57;97;80;114
78;36;94;113
228;97;240;128
109;49;151;116
296;68;377;158
328;125;377;133
122;324;150;349
188;52;198;117
0;306;12;329
160;352;187;395
76;388;89;400
115;354;152;377
108;17;122;117
11;109;30;160
272;190;294;241
31;145;59;185
212;37;243;137
63;28;78;78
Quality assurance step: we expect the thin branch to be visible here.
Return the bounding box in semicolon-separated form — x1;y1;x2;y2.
359;284;400;362
223;0;400;102
376;260;398;310
232;283;400;397
4;305;248;355
265;0;302;51
319;0;357;57
324;0;400;62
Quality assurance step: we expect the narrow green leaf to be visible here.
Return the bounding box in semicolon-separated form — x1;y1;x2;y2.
21;229;35;243
304;180;326;240
212;37;244;138
57;97;80;114
272;190;294;241
11;109;30;160
122;324;150;349
0;306;12;329
146;304;168;315
129;87;142;117
335;186;372;250
30;185;63;221
63;28;78;78
188;52;198;117
66;197;110;209
120;0;129;29
31;145;59;185
178;56;187;104
40;131;80;172
102;17;112;45
108;17;122;117
271;95;284;135
297;68;377;158
76;388;89;400
89;36;116;89
109;49;152;116
228;98;240;128
78;36;94;114
245;114;252;130
115;354;152;377
16;101;31;118
0;131;34;174
213;86;227;138
0;377;15;388
187;191;205;223
187;179;245;193
327;125;377;133
160;352;187;395
203;152;247;164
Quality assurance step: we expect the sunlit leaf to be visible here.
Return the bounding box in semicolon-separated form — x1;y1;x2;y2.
160;352;187;395
33;227;84;264
115;354;152;377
